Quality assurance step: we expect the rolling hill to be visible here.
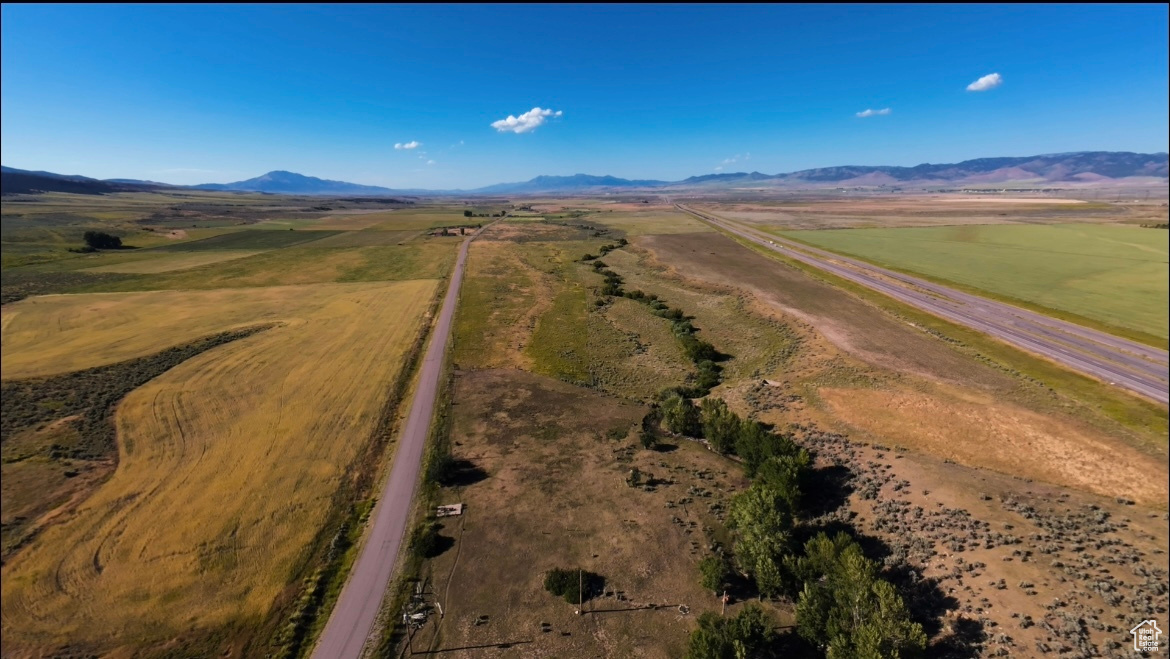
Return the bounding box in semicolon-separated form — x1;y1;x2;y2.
0;167;159;195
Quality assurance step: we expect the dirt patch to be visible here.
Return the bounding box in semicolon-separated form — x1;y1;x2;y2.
637;231;1012;392
818;387;1167;506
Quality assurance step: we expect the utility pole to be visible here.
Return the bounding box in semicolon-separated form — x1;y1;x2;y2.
579;568;584;615
721;589;728;616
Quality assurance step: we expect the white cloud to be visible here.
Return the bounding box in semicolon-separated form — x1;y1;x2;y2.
720;153;750;166
966;73;1002;92
491;107;563;134
856;108;892;118
394;141;421;150
714;166;724;172
427;160;436;165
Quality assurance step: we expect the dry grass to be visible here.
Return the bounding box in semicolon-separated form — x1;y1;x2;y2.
0;279;437;653
634;232;1010;390
411;369;770;658
588;296;694;401
633;229;1167;504
79;250;263;274
452;240;546;371
818;386;1167;505
591;210;713;236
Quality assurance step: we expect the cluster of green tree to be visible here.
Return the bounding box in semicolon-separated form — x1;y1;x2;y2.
661;397;807;480
462;210;505;218
70;230;124;252
793;533;928;657
679;398;924;657
543;567;605;605
1139;222;1169;229
687;605;777;659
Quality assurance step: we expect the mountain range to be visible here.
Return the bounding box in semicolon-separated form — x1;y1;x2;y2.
3;151;1166;197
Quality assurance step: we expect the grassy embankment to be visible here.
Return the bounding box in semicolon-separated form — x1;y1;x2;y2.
706;225;1168;449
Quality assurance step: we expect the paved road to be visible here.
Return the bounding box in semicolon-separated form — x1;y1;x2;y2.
312;227;481;659
676;204;1169;405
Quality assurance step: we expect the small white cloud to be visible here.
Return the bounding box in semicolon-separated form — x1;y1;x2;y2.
394;141;421;150
491;107;563;134
714;166;723;172
856;108;892;118
966;73;1002;92
427;160;436;165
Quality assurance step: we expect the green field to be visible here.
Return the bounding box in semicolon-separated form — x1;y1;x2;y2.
150;229;341;251
781;223;1170;340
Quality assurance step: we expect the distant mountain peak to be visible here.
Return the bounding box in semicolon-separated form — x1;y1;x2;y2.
192;170;396;195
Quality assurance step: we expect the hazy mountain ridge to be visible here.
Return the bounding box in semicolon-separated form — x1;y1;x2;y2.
3;151;1166;196
778;151;1169;183
474;173;671;194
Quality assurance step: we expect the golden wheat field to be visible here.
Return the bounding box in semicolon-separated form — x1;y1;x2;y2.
0;279;435;650
1;283;419;378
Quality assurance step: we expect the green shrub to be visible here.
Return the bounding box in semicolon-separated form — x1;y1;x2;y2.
698;554;732;594
543;568;605;604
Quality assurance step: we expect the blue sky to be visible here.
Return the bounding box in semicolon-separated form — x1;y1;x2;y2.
2;4;1167;188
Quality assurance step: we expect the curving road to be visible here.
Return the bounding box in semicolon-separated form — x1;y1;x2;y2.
676;204;1169;405
312;225;484;659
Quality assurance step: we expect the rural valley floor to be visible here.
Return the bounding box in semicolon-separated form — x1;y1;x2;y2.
1;190;1166;658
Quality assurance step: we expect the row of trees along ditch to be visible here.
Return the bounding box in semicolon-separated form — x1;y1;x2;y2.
583;240;927;659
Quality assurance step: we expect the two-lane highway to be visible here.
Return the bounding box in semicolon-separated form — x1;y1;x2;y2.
312;224;484;659
676;204;1169;405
